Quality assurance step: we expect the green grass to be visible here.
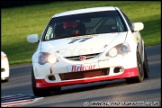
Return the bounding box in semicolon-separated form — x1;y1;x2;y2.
1;1;161;65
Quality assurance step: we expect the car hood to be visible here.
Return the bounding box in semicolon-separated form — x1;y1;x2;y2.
40;32;127;57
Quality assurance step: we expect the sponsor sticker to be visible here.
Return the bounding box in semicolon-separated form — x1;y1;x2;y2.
67;63;98;72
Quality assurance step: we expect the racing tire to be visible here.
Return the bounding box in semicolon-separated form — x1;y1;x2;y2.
51;87;61;91
126;51;144;84
31;68;51;96
5;78;9;82
143;47;149;78
1;77;9;82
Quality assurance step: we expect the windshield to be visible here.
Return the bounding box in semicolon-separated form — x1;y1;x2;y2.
43;10;127;41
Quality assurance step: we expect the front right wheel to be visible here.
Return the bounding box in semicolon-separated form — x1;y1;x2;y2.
126;51;144;84
31;68;51;96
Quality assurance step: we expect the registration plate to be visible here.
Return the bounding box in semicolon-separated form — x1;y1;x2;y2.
67;63;99;72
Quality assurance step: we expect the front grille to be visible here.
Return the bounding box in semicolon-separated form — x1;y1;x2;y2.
59;68;109;81
65;53;100;61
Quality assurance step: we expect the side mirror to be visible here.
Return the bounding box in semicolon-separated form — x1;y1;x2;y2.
27;34;39;43
132;22;144;32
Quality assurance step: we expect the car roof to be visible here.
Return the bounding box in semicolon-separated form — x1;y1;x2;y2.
52;6;118;18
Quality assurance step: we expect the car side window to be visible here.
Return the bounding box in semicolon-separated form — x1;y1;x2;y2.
121;11;133;31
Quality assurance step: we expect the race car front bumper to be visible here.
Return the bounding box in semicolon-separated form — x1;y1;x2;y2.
35;67;138;88
32;51;139;88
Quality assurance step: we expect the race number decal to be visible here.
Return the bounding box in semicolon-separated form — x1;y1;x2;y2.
68;38;92;44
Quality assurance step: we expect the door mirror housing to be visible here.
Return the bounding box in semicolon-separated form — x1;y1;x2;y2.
27;34;39;43
132;22;144;32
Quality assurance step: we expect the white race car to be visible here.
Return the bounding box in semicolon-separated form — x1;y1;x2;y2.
27;6;149;96
1;51;10;81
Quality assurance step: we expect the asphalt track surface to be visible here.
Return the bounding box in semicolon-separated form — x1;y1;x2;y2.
1;45;161;107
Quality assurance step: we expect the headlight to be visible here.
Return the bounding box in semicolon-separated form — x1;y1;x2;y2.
108;47;118;57
38;52;58;65
38;53;46;65
47;54;57;64
119;44;129;55
107;43;130;57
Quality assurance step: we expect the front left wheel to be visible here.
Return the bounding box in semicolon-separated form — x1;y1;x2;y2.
143;47;149;78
